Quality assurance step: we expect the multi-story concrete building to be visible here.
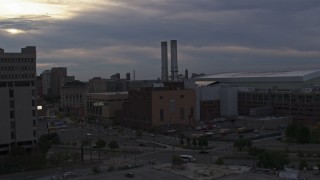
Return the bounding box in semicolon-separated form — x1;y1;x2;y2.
106;79;128;92
122;87;196;129
238;88;320;125
192;70;320;125
110;73;120;80
36;76;43;97
51;67;67;97
40;70;51;96
85;92;128;125
60;80;87;115
0;46;37;153
88;77;107;93
195;70;320;89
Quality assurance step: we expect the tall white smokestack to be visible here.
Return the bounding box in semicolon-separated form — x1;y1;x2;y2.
161;41;168;81
171;40;178;81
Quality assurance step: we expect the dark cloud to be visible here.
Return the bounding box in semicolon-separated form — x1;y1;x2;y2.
1;0;320;80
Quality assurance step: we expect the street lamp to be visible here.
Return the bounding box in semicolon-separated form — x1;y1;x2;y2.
80;120;84;162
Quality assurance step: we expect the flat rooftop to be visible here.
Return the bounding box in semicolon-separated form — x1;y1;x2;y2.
86;92;128;95
197;69;320;82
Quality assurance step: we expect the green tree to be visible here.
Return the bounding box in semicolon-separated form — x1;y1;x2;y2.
215;157;224;165
192;137;197;148
136;130;143;138
202;137;208;148
48;152;69;167
186;137;191;147
47;132;61;144
108;140;119;149
70;152;81;164
310;128;320;143
285;123;298;140
234;139;252;151
10;146;26;157
286;123;311;144
299;160;308;170
172;155;185;165
92;166;101;174
257;151;289;170
248;147;266;157
180;138;184;145
37;135;51;153
27;150;47;170
96;139;106;149
297;126;310;144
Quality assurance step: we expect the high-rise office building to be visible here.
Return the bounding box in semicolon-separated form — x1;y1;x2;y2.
51;67;67;97
0;46;37;153
40;70;51;96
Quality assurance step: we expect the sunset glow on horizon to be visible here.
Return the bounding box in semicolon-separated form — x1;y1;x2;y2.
4;28;25;34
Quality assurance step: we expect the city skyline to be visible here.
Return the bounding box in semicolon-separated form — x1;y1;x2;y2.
1;0;320;81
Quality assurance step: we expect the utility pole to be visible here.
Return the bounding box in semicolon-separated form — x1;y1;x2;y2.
153;135;156;150
89;120;92;161
97;116;101;162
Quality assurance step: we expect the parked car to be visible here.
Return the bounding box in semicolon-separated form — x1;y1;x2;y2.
125;172;135;178
199;150;209;154
180;155;196;162
63;172;77;178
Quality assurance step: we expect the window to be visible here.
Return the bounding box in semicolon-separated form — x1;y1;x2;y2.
190;107;194;117
180;108;185;120
32;89;35;96
10;111;14;118
32;110;35;117
9;89;13;97
11;131;15;139
32;100;35;106
10;100;14;108
160;109;164;121
10;121;15;129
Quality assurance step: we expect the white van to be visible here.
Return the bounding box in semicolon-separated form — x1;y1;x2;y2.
180;155;196;162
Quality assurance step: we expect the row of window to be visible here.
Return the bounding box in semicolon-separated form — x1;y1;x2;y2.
160;107;194;121
0;58;34;63
63;94;83;99
0;74;34;79
86;101;103;115
0;140;36;149
10;109;36;118
0;81;35;87
0;66;34;71
160;95;185;100
10;131;36;139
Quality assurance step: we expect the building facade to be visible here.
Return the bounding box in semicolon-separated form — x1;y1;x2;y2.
40;70;51;96
60;81;87;115
88;77;107;93
122;87;196;129
85;92;128;125
0;46;37;153
51;67;67;97
238;89;320;125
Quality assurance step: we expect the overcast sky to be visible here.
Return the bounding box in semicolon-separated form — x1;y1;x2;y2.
1;0;320;81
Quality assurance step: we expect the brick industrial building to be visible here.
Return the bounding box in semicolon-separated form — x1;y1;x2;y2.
121;86;196;129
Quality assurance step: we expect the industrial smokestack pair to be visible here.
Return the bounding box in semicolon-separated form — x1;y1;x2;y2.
161;40;178;82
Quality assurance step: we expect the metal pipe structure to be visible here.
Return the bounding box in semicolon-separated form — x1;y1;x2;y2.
161;41;169;82
170;40;178;81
